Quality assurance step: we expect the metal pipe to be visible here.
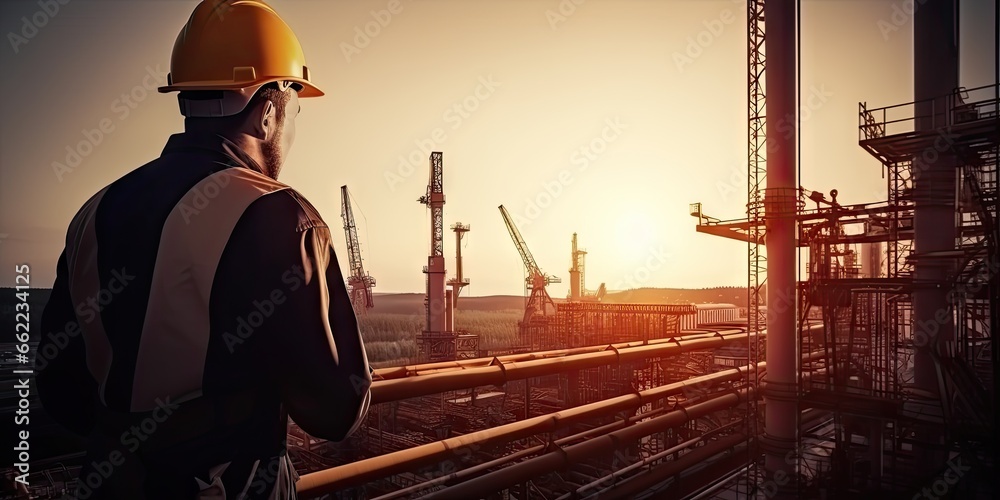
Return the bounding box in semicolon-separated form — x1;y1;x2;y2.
587;433;750;500
371;331;755;404
373;329;735;380
297;362;760;497
299;346;827;498
422;389;752;499
762;0;798;493
445;289;454;333
371;408;655;500
559;420;744;500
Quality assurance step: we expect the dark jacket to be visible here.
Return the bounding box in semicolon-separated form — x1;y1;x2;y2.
36;132;372;499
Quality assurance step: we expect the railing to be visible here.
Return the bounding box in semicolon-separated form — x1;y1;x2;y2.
859;82;1000;141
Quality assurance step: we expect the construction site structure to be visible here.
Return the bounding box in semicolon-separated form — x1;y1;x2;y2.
499;205;561;327
417;152;479;363
446;222;471;323
689;0;997;496
340;185;375;315
12;1;997;499
568;232;606;302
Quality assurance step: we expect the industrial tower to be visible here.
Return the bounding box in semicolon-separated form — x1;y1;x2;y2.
499;205;561;323
568;232;606;302
340;185;375;315
418;152;447;336
416;153;479;362
447;222;471;310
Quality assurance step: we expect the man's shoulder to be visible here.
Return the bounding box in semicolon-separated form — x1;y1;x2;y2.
229;169;327;233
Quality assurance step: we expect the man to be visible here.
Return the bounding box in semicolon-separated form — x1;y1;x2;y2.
35;1;372;498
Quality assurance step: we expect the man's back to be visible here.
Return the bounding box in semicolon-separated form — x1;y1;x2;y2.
36;132;372;499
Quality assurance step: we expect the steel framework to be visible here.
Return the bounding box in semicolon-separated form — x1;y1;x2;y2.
341;185;376;315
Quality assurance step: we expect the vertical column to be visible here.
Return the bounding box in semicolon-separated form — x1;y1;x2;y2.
912;0;958;396
762;0;798;493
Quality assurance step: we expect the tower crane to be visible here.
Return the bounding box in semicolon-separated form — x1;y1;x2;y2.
418;152;447;335
340;185;376;315
498;205;561;322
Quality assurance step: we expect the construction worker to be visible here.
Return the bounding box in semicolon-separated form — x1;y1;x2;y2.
35;1;372;498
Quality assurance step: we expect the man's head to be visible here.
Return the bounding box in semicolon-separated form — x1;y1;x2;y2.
158;0;323;179
182;83;301;179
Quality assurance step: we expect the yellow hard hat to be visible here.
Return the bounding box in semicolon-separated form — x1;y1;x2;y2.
159;0;323;117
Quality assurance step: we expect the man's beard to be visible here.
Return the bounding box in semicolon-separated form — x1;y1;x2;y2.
261;128;284;179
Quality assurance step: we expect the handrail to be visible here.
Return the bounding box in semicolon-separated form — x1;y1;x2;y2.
858;82;1000;141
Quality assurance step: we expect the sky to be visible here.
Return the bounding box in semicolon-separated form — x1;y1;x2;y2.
0;0;997;296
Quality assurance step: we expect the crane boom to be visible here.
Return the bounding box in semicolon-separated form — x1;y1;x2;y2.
498;205;560;323
341;185;375;312
499;205;543;280
341;185;365;276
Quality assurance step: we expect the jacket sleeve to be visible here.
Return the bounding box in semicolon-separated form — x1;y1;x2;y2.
230;192;372;442
35;249;99;436
276;225;373;441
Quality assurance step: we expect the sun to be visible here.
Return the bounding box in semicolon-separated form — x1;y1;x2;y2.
613;207;659;266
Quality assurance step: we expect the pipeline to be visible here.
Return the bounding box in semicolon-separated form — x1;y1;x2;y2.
371;329;753;404
587;433;750;500
297;361;758;497
421;388;752;499
299;347;829;497
372;406;665;500
556;420;744;500
374;328;740;380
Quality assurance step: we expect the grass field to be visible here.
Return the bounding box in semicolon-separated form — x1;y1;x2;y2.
358;309;522;367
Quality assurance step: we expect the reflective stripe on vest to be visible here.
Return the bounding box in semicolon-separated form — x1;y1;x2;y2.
65;187;114;404
130;168;290;411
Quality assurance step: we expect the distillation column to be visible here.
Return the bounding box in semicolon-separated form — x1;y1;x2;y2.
912;0;959;472
762;0;798;492
912;0;958;399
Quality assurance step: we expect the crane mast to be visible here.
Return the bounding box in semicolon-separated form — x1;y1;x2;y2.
418;152;447;335
340;185;375;314
499;205;560;322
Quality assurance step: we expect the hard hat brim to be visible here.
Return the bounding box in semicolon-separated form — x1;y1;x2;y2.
158;77;324;98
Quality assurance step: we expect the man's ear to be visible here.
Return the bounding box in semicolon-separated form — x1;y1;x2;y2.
255;100;276;141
